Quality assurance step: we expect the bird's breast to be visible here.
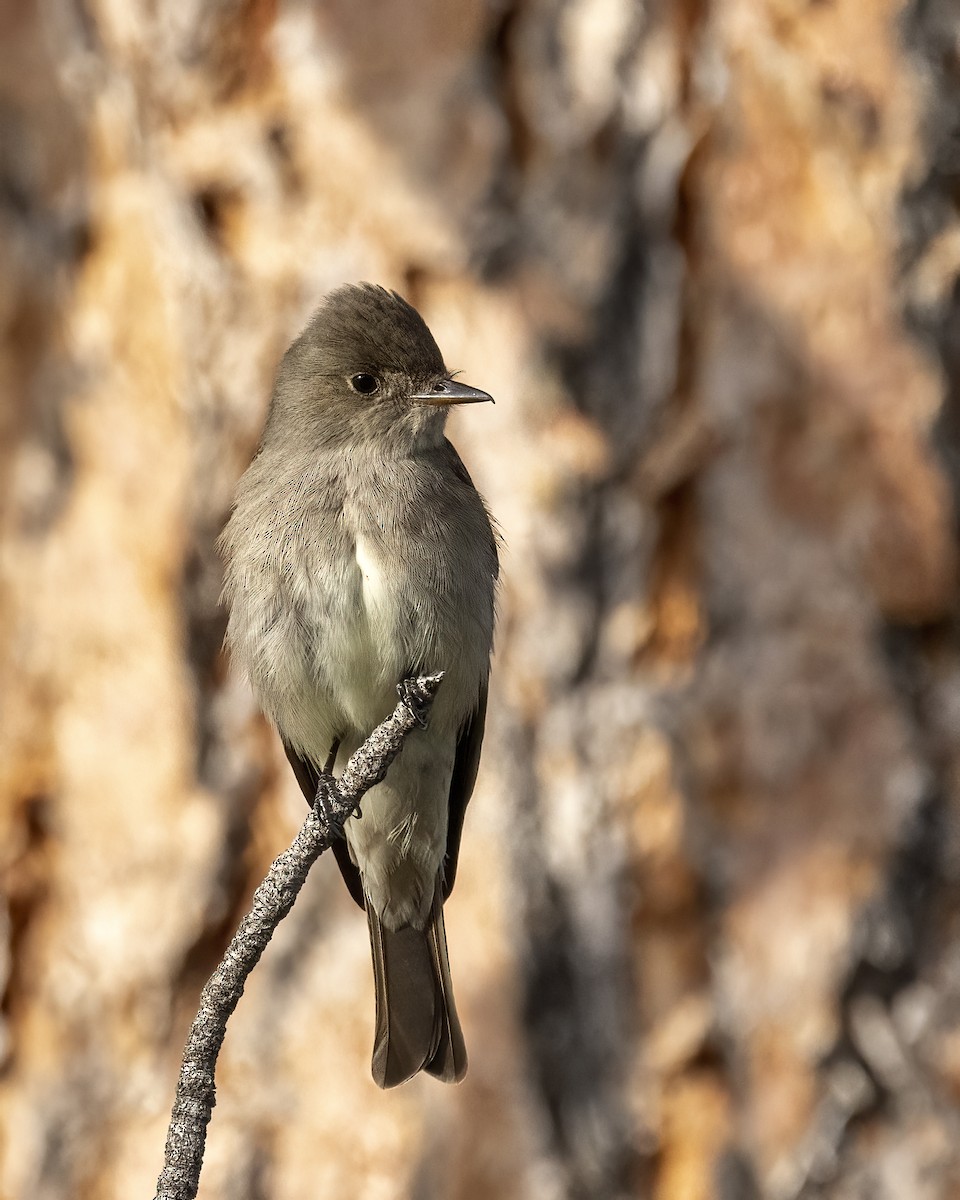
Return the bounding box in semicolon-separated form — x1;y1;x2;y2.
354;534;391;622
346;523;425;676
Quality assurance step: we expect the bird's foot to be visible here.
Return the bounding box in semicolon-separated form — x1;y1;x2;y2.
397;674;443;728
313;773;362;828
313;773;343;830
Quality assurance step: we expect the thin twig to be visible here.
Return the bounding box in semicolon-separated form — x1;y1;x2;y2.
154;673;444;1200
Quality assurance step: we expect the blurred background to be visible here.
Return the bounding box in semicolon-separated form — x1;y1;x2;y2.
2;0;960;1197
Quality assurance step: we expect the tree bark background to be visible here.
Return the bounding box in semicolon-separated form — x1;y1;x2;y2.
2;2;959;1198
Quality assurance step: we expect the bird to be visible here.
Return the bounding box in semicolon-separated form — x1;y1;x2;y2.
220;283;498;1087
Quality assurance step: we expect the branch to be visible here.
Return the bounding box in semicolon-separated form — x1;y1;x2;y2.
153;673;444;1200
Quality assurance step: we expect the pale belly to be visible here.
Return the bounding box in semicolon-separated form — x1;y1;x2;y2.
336;536;461;926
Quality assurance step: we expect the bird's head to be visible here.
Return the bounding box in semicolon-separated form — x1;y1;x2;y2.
268;283;493;453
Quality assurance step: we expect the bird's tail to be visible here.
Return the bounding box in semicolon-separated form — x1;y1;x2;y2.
367;888;467;1088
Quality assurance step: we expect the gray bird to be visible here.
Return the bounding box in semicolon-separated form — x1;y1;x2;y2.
220;284;498;1087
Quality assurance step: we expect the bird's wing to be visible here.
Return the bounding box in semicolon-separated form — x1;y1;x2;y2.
283;739;366;909
438;440;497;902
442;680;487;900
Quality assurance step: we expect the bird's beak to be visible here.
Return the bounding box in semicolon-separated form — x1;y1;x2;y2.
411;379;495;407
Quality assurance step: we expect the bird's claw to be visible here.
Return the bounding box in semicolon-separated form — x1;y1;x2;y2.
397;675;440;728
397;679;428;727
313;773;341;830
314;774;362;829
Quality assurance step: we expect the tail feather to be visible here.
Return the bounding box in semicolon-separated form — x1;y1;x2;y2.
366;892;467;1088
424;891;467;1083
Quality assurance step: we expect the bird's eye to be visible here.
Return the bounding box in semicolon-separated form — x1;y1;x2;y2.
350;373;380;395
